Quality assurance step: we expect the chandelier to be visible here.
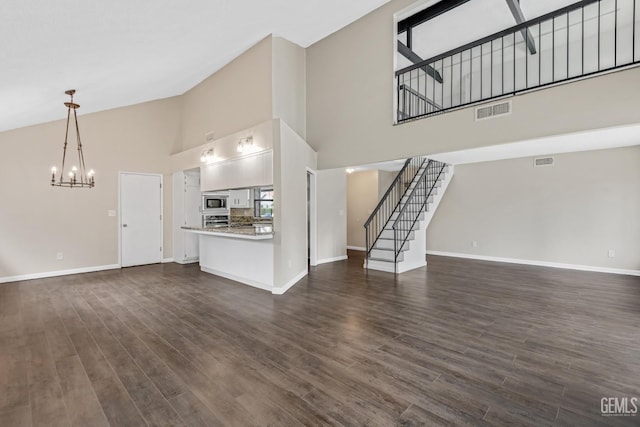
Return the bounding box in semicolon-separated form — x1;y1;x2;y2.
50;89;95;188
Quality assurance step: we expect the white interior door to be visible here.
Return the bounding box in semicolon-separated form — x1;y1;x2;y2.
120;173;162;267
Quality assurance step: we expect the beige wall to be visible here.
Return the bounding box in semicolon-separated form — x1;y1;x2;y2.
427;146;640;272
346;169;399;249
169;119;274;173
306;0;640;169
316;168;347;262
0;97;181;280
272;37;307;139
347;170;379;249
377;170;396;200
272;120;317;289
180;36;273;151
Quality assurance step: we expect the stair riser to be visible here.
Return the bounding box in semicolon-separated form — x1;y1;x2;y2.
379;230;414;240
389;213;425;222
369;250;404;262
374;240;409;251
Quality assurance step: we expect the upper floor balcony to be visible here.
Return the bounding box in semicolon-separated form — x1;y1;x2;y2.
395;0;640;123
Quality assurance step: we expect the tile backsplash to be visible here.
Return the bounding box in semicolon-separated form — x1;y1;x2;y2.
230;208;253;217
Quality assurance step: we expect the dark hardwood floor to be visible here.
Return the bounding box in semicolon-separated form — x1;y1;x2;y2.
1;252;639;426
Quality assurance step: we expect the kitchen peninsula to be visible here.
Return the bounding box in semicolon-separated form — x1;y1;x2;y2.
182;224;274;292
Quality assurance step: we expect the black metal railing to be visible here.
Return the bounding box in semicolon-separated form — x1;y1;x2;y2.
396;0;640;122
364;156;426;264
392;160;447;272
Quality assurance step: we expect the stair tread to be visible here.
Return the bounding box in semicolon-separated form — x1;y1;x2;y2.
372;246;409;252
368;257;398;263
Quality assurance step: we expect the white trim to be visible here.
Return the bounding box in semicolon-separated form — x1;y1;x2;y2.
365;259;427;274
0;264;121;284
316;255;348;265
426;251;640;277
272;269;308;295
306;167;318;267
347;246;366;251
201;266;273;292
203;148;273;166
397;259;427;274
162;258;174;264
174;258;199;265
365;259;395;273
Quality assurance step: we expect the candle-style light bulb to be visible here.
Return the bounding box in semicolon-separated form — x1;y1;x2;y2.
88;169;95;177
71;166;77;172
51;166;57;173
68;171;74;178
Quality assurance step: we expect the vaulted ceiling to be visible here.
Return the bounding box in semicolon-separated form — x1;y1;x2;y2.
397;0;581;70
0;0;390;132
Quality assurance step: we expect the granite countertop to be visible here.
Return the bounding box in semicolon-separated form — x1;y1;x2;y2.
181;224;273;240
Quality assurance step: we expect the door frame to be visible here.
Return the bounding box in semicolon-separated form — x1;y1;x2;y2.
306;167;318;267
118;171;164;267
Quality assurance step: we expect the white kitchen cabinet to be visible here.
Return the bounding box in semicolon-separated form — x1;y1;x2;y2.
201;150;273;192
173;171;201;264
229;189;252;208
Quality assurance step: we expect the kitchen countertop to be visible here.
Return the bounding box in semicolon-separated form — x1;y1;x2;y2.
181;225;273;240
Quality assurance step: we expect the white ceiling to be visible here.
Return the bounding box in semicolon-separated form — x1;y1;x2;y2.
431;124;640;164
397;0;580;70
346;125;640;170
0;0;390;132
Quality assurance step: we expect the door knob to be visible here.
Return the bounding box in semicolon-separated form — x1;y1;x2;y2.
122;224;128;228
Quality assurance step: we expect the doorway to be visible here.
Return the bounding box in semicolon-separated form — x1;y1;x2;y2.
119;172;163;267
306;169;317;267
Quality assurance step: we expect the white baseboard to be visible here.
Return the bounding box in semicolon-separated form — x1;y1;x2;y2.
426;251;640;277
347;246;366;251
316;255;348;265
273;269;307;295
162;258;175;264
397;260;427;274
0;264;121;284
201;266;273;292
173;258;199;265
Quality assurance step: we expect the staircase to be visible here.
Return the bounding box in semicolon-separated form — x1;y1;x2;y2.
364;157;453;273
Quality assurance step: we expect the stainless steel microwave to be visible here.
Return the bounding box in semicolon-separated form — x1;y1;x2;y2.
202;193;229;213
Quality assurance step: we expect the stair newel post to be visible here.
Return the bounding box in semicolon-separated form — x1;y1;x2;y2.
365;227;369;268
393;223;398;275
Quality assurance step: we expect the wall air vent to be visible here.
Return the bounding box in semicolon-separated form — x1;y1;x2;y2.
534;157;555;167
475;100;512;121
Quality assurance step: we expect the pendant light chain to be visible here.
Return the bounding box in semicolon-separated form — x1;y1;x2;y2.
51;89;95;188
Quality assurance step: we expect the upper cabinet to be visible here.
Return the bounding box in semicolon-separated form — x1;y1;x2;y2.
229;189;252;208
201;150;273;192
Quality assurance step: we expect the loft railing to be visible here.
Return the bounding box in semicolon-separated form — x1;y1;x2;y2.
396;0;640;122
392;160;447;272
364;156;426;264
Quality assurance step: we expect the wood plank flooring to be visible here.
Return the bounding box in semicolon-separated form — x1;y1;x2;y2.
1;252;639;426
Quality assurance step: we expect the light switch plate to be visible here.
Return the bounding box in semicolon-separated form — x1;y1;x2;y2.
108;210;116;217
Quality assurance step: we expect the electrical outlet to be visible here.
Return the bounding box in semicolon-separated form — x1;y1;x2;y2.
472;240;478;248
57;252;64;260
608;249;615;258
107;210;116;217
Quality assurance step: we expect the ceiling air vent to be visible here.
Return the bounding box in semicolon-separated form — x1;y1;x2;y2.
475;100;512;121
534;157;555;167
205;131;215;142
